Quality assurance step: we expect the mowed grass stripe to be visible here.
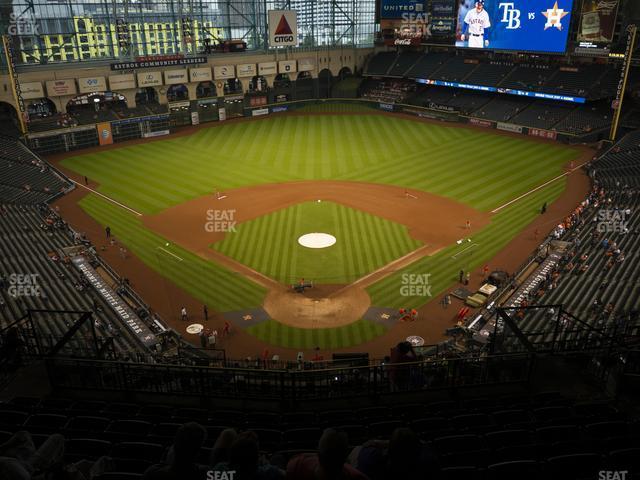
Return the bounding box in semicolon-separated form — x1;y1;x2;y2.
59;111;582;349
79;194;266;311
61;115;580;215
367;179;566;307
213;201;424;284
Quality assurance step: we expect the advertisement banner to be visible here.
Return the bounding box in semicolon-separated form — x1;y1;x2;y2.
298;58;315;72
168;101;190;109
97;122;113;146
278;60;297;74
469;118;495;128
71;256;156;347
218;108;227;122
431;0;455;16
111;56;207;71
415;78;586;104
20;82;44;100
428;102;457;112
109;74;136;90
380;0;425;19
268;10;298;47
252;108;270;117
142;130;170;138
45;79;77;97
455;0;575;54
137;72;162;87
577;0;619;43
497;122;523;133
528;128;558;140
402;108;446;120
164;69;188;85
237;64;257;78
271;105;289;113
213;65;235;80
78;77;107;94
431;18;455;36
258;62;278;76
191;111;200;126
189;67;212;83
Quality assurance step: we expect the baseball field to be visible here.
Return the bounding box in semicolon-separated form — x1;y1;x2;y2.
58;106;585;351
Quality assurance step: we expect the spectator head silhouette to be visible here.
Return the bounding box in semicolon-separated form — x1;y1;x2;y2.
228;431;260;478
317;428;350;478
172;422;207;466
387;428;421;475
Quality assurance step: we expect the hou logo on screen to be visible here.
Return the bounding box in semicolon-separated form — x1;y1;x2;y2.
498;1;569;31
542;1;569;30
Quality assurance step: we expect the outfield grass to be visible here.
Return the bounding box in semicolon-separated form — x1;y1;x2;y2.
60;110;583;349
61;115;578;214
367;177;567;308
78;194;266;313
212;201;422;284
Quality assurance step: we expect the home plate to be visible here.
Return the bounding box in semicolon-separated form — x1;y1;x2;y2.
186;323;204;334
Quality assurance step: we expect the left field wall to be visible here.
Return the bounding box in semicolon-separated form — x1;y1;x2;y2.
0;47;372;114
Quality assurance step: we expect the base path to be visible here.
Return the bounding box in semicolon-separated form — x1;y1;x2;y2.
143;180;491;260
50;116;594;359
142;180;490;328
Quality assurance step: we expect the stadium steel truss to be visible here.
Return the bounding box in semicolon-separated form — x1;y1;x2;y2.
1;0;375;65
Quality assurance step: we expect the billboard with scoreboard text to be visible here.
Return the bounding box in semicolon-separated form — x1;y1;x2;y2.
455;0;575;53
379;0;575;53
416;78;586;104
379;0;425;19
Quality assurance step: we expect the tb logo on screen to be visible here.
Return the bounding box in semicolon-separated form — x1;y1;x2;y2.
499;3;521;29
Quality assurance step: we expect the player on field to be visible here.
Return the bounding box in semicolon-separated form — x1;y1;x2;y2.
460;0;491;49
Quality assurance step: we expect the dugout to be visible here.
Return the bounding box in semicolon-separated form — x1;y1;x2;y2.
168;100;191;127
295;72;315;100
196;98;219;123
223;95;244;118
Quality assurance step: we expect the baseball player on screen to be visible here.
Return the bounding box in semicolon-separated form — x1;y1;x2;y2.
460;0;491;49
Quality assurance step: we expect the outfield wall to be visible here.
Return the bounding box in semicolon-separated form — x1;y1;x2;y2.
26;98;603;156
0;47;373;117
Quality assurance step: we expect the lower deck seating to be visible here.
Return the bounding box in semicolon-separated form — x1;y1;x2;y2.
0;204;147;358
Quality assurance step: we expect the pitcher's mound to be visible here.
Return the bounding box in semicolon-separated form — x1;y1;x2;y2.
298;232;336;249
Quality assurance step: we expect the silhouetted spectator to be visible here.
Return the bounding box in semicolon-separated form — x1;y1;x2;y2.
0;430;65;480
209;429;237;467
212;431;283;479
144;422;207;480
350;427;438;480
287;428;367;479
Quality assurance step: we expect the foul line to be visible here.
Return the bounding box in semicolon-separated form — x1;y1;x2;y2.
491;161;590;214
157;247;183;262
451;243;479;259
72;180;143;217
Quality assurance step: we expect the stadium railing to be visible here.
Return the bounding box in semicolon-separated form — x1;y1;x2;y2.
43;351;535;401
